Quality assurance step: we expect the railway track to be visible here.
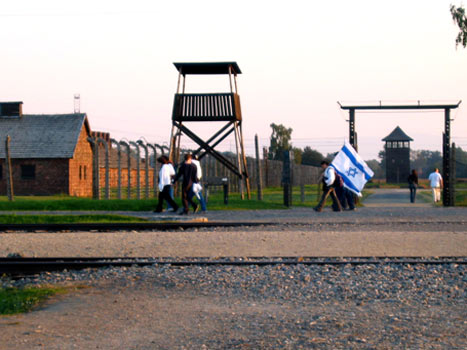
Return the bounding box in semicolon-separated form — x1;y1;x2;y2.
1;257;465;276
0;221;273;232
0;220;466;232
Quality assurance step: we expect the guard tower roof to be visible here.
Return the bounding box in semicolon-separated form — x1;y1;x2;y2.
382;126;413;142
173;62;242;75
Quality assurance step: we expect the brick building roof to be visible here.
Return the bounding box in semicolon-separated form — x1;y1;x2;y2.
0;114;90;159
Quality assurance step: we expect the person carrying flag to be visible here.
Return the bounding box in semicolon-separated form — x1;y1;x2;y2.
314;160;343;212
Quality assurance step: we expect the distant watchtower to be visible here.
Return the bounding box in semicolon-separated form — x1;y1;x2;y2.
169;62;250;199
382;126;413;183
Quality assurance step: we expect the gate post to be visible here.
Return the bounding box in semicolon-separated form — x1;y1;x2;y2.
282;150;293;207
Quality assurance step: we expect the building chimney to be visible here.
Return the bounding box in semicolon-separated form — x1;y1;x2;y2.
0;102;23;117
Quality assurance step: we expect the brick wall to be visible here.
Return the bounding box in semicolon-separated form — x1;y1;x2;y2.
69;123;93;197
99;168;155;188
0;158;69;195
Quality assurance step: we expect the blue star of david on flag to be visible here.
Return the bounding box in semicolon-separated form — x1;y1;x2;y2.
330;142;374;197
346;167;358;178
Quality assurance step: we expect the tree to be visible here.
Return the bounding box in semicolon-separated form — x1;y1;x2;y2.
450;4;467;48
410;150;442;177
268;123;293;161
366;159;384;179
301;146;324;166
292;147;303;165
454;146;467;178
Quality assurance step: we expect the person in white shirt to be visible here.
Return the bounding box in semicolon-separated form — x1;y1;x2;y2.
428;168;443;203
190;155;207;212
154;155;179;213
314;160;342;212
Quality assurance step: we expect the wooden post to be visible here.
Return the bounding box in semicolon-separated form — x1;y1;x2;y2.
5;136;14;201
255;134;263;200
263;147;269;188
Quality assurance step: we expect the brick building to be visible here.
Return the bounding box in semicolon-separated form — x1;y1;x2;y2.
0;102;93;196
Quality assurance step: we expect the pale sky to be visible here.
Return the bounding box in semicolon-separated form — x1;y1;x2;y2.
1;0;466;160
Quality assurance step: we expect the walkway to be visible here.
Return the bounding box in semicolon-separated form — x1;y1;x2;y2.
363;188;432;208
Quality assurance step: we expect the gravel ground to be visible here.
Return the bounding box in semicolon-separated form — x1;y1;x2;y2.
1;205;466;349
1;262;466;349
1;228;466;258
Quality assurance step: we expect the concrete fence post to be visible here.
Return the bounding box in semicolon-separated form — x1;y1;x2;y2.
147;144;157;198
130;141;141;200
97;138;110;200
119;141;131;199
138;140;149;199
87;137;100;199
110;139;122;199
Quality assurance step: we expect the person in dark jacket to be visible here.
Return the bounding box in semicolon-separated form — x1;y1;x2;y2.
408;169;418;203
174;153;199;214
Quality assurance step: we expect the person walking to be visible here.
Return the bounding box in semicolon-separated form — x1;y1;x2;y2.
407;169;418;203
314;160;342;212
428;168;443;203
174;153;199;214
154;155;179;213
190;155;207;212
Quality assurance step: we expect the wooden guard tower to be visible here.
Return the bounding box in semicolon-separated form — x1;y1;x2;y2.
169;62;250;199
382;126;413;183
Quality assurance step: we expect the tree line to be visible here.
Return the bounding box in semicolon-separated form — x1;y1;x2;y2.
267;123;467;179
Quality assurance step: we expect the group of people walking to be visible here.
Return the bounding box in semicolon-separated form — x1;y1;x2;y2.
314;160;356;212
408;168;443;204
155;153;206;215
314;160;445;211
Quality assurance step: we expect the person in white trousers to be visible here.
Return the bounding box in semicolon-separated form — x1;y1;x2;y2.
428;168;443;203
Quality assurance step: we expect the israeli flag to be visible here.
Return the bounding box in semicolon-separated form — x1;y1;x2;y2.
330;141;374;197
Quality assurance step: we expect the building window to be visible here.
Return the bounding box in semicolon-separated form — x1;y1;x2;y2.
21;165;36;179
79;165;82;180
398;141;404;148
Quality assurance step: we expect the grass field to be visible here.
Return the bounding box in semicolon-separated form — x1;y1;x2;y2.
0;214;149;224
0;286;67;315
0;186;323;211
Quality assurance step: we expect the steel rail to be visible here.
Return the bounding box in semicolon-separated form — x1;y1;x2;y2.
0;220;466;233
0;221;273;232
1;257;465;276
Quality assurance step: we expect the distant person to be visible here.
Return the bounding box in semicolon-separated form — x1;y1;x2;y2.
174;153;199;214
190;155;207;212
154;156;179;213
428;168;443;203
407;169;419;203
314;160;342;212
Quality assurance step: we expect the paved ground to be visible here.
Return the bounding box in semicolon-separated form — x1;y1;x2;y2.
363;188;432;207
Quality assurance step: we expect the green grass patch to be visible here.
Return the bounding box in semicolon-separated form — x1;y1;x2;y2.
0;214;149;224
455;191;467;206
0;286;67;315
0;186;321;211
0;184;375;211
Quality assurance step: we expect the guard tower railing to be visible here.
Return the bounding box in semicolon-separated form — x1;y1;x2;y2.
172;93;242;121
